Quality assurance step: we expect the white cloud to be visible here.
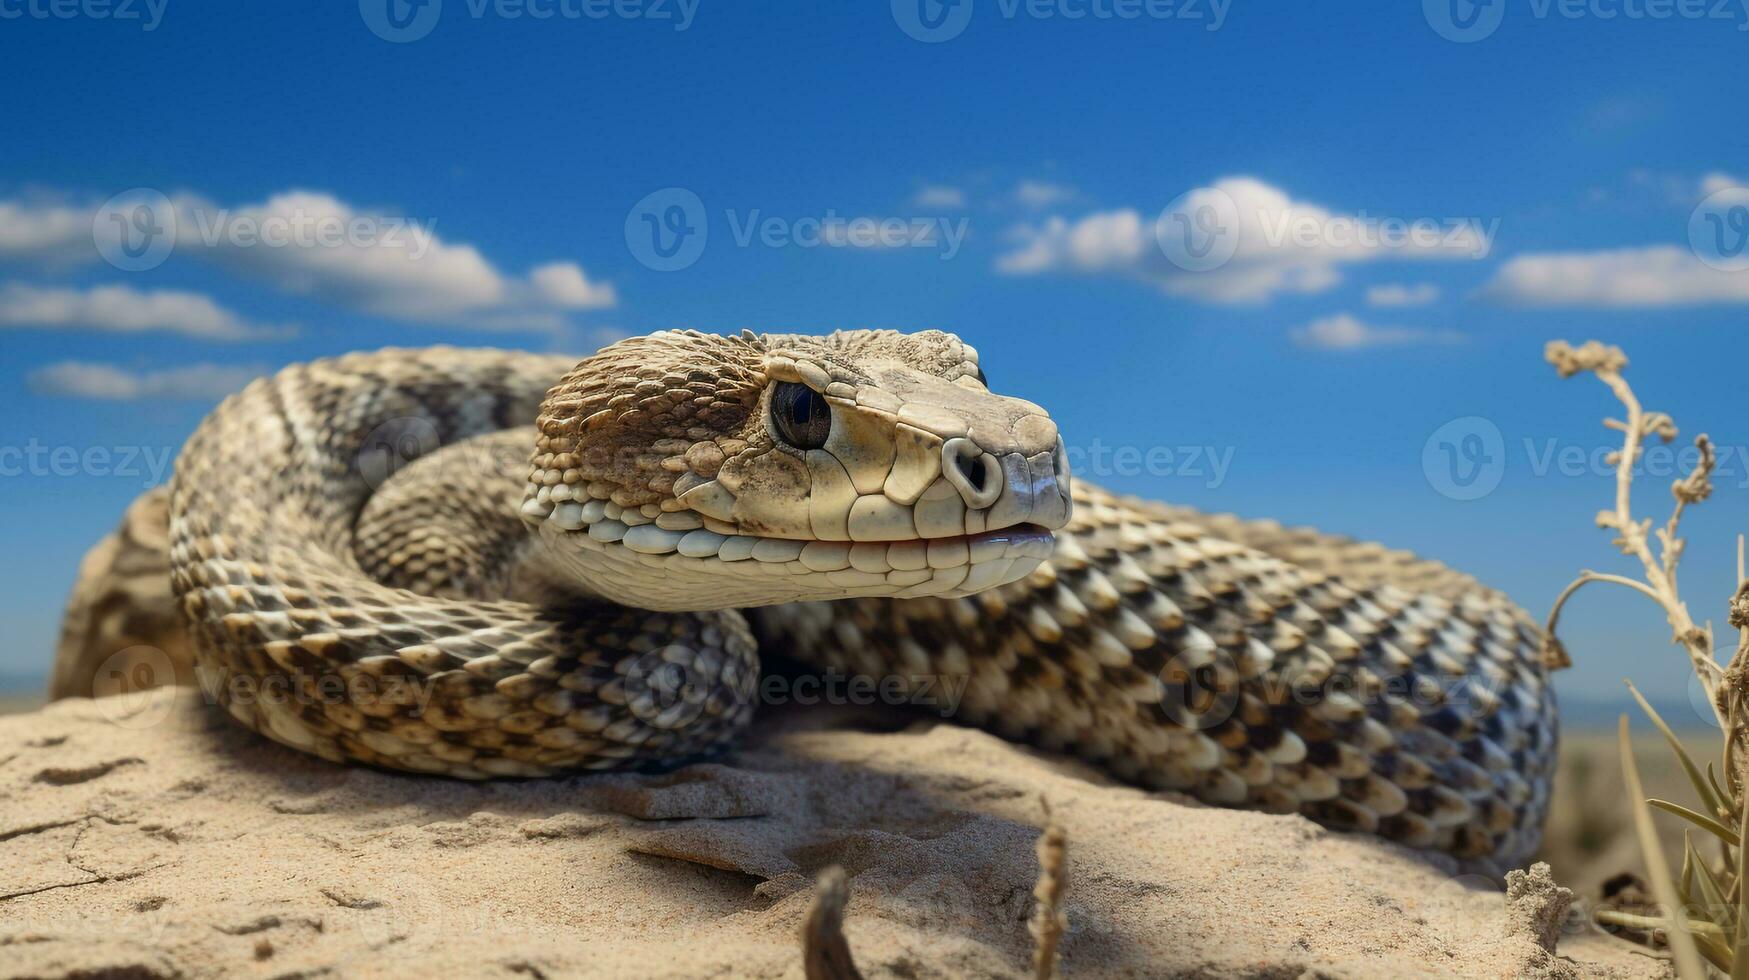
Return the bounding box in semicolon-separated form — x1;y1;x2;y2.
1014;179;1078;209
1614;170;1747;207
911;185;967;209
527;261;617;309
996;177;1493;304
177;191;614;327
1290;313;1462;351
1702;172;1748;196
0;190;616;329
1478;246;1749;307
0;282;290;340
28;361;266;401
0;200;91;263
1365;282;1441;307
996;210;1143;274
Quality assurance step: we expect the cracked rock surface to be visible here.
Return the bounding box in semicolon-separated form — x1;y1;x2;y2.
1;690;1664;979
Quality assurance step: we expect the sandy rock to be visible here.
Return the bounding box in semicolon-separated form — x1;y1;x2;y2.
0;690;1666;979
50;486;193;701
1506;863;1576;953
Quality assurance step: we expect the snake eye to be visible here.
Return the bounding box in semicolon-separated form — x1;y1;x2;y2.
770;382;832;450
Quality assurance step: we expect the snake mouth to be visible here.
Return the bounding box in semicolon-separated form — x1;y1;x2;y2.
532;498;1055;603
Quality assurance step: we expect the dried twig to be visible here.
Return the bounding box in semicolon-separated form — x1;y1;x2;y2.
801;865;863;980
1540;340;1726;726
1031;799;1068;980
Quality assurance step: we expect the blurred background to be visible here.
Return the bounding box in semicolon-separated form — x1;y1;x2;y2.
3;0;1747;889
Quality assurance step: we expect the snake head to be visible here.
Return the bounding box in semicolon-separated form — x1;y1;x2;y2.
520;329;1071;611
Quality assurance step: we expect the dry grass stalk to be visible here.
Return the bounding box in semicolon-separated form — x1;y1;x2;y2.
1031;799;1068;980
1540;339;1722;711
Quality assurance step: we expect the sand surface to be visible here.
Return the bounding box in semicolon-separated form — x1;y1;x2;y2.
1;689;1667;979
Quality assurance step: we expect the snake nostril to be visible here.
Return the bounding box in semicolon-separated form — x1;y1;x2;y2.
956;452;989;491
942;437;1003;508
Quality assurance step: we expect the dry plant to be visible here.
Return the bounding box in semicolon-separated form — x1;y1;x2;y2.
1540;339;1749;978
801;865;864;980
798;806;1071;980
1030;799;1069;980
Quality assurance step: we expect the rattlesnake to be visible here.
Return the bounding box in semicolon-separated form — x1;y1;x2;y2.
56;329;1556;874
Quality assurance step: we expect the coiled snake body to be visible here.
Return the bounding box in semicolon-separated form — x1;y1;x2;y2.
72;330;1556;874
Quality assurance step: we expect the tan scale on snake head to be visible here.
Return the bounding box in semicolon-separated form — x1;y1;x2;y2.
58;328;1557;875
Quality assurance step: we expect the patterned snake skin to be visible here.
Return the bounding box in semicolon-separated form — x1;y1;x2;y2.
83;330;1552;874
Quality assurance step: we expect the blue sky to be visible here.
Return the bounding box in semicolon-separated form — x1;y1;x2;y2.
2;1;1748;725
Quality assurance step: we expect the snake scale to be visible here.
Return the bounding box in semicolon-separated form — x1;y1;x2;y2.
66;329;1556;875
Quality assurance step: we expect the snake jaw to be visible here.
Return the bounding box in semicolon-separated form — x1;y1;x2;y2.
518;328;1072;611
